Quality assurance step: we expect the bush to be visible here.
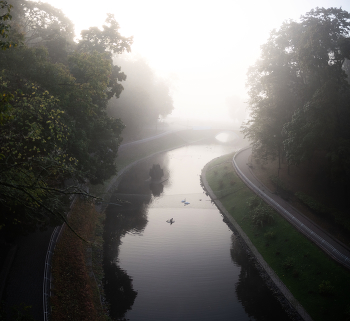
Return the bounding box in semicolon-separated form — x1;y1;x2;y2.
251;205;275;228
247;196;260;209
333;211;350;232
282;257;295;270
264;231;276;240
270;175;289;192
295;192;328;215
319;280;334;296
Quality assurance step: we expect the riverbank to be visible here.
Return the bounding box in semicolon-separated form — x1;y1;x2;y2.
202;152;350;321
50;128;231;320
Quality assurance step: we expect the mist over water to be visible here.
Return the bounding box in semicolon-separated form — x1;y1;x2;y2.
104;143;293;321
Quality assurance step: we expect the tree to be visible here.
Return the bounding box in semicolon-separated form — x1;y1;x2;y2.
0;0;16;50
0;76;90;234
0;6;132;234
243;7;350;184
107;56;174;137
242;20;304;165
77;13;132;55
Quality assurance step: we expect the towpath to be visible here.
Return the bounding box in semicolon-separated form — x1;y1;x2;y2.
233;147;350;269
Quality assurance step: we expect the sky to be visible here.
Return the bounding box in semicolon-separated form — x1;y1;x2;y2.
41;0;350;122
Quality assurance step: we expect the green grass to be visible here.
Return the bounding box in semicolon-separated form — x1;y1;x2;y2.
205;152;350;321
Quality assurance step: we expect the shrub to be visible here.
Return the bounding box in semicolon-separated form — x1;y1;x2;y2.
270;175;289;192
264;231;276;240
247;196;260;209
282;257;295;270
333;211;350;232
295;192;328;215
319;280;334;296
251;205;275;228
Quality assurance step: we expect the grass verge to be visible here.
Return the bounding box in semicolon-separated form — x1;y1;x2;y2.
205;152;350;321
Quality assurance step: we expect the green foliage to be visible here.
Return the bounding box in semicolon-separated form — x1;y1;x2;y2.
206;153;350;321
295;192;328;214
78;13;132;54
247;196;275;227
0;2;132;234
295;192;350;232
242;7;350;190
0;302;36;321
0;77;90;233
318;280;334;296
282;257;295;270
0;1;16;50
246;195;260;209
270;175;288;192
333;211;350;231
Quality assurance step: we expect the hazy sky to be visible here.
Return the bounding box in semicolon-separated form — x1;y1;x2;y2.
42;0;350;121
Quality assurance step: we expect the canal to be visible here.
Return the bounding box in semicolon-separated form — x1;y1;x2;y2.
104;137;293;321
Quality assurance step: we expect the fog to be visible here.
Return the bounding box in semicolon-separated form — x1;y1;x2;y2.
44;0;350;126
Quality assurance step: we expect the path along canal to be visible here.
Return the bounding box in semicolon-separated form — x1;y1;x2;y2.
104;139;294;321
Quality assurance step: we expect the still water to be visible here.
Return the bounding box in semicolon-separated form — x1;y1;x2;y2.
104;142;293;321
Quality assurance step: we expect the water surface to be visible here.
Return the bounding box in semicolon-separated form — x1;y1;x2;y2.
104;142;293;321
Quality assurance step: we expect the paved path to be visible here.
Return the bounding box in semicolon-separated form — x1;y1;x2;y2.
2;227;55;320
234;147;350;269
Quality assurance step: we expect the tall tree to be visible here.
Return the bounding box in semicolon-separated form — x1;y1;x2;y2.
243;7;350;184
242;20;303;164
0;6;132;233
0;0;16;50
107;56;174;137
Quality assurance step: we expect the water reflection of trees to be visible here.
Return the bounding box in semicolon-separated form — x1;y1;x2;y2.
149;182;164;196
104;190;149;319
230;235;292;321
103;152;170;319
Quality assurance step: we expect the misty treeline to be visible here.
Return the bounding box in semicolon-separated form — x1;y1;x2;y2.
243;7;350;195
108;56;173;138
0;0;173;235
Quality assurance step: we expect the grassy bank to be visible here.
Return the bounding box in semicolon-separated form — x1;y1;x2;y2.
205;152;350;321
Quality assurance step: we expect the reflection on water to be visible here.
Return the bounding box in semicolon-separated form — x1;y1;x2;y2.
149;181;164;197
104;142;293;321
231;236;292;320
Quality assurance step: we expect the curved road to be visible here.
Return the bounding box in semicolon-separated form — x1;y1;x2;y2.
234;147;350;269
